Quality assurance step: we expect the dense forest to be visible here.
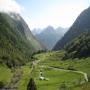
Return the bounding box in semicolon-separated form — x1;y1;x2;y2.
64;31;90;59
53;7;90;50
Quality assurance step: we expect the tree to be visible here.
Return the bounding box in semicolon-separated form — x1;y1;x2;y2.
64;31;90;59
87;76;90;82
27;78;37;90
0;81;4;89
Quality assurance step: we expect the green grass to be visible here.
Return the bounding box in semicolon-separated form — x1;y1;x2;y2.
18;64;31;90
33;51;90;90
71;82;90;90
0;64;12;85
34;67;84;90
34;51;90;75
1;50;90;90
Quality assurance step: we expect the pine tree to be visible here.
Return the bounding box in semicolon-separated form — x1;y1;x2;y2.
27;78;37;90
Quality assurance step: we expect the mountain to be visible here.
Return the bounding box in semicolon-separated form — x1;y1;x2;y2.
53;7;90;50
64;31;90;59
33;26;68;50
9;13;45;51
32;28;43;35
0;12;44;68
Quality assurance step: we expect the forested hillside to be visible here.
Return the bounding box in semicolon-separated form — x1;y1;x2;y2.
53;7;90;50
64;31;90;59
0;12;44;68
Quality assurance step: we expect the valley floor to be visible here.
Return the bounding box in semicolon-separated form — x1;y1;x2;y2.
0;51;90;90
33;51;90;90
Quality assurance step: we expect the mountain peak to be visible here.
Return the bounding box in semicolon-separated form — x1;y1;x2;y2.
45;26;54;31
33;26;68;50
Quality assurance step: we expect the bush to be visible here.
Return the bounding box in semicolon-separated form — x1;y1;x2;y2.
27;78;37;90
60;81;67;90
88;76;90;82
0;81;4;89
67;65;76;70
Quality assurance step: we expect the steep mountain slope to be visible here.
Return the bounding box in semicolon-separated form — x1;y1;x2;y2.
8;13;44;51
34;26;67;50
64;31;90;59
0;12;44;67
53;7;90;50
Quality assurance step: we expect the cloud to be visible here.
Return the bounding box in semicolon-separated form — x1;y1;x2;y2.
0;0;22;13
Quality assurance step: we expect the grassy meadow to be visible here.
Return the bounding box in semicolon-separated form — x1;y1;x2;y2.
0;64;12;85
0;51;90;90
33;51;90;90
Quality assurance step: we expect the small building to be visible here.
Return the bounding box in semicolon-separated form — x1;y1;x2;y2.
39;76;49;81
39;76;45;80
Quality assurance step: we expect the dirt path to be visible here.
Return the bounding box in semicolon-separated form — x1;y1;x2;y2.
40;66;88;82
30;59;88;82
30;60;41;73
31;59;88;82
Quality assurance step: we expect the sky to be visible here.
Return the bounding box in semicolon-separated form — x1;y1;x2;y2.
0;0;90;30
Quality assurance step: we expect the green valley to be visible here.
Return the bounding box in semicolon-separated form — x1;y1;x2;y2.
0;50;90;90
32;51;90;90
0;1;90;90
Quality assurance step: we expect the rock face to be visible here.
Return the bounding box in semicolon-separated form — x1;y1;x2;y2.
53;7;90;50
0;12;44;67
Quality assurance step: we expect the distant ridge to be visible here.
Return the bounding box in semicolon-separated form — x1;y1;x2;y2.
33;26;68;50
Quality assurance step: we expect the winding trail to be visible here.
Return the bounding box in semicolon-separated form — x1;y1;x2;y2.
2;59;87;90
40;66;88;82
31;59;88;82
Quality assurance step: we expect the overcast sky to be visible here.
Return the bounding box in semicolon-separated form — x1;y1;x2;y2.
0;0;90;30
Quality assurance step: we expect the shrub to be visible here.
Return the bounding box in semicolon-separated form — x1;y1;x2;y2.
0;81;4;89
67;65;76;70
88;76;90;82
60;81;67;90
27;78;37;90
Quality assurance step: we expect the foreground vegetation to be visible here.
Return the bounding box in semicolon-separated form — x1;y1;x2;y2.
18;64;31;90
34;51;90;75
0;64;12;85
35;67;84;90
0;50;90;90
33;51;90;90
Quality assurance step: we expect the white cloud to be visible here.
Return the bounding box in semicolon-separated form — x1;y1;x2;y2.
0;0;22;13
